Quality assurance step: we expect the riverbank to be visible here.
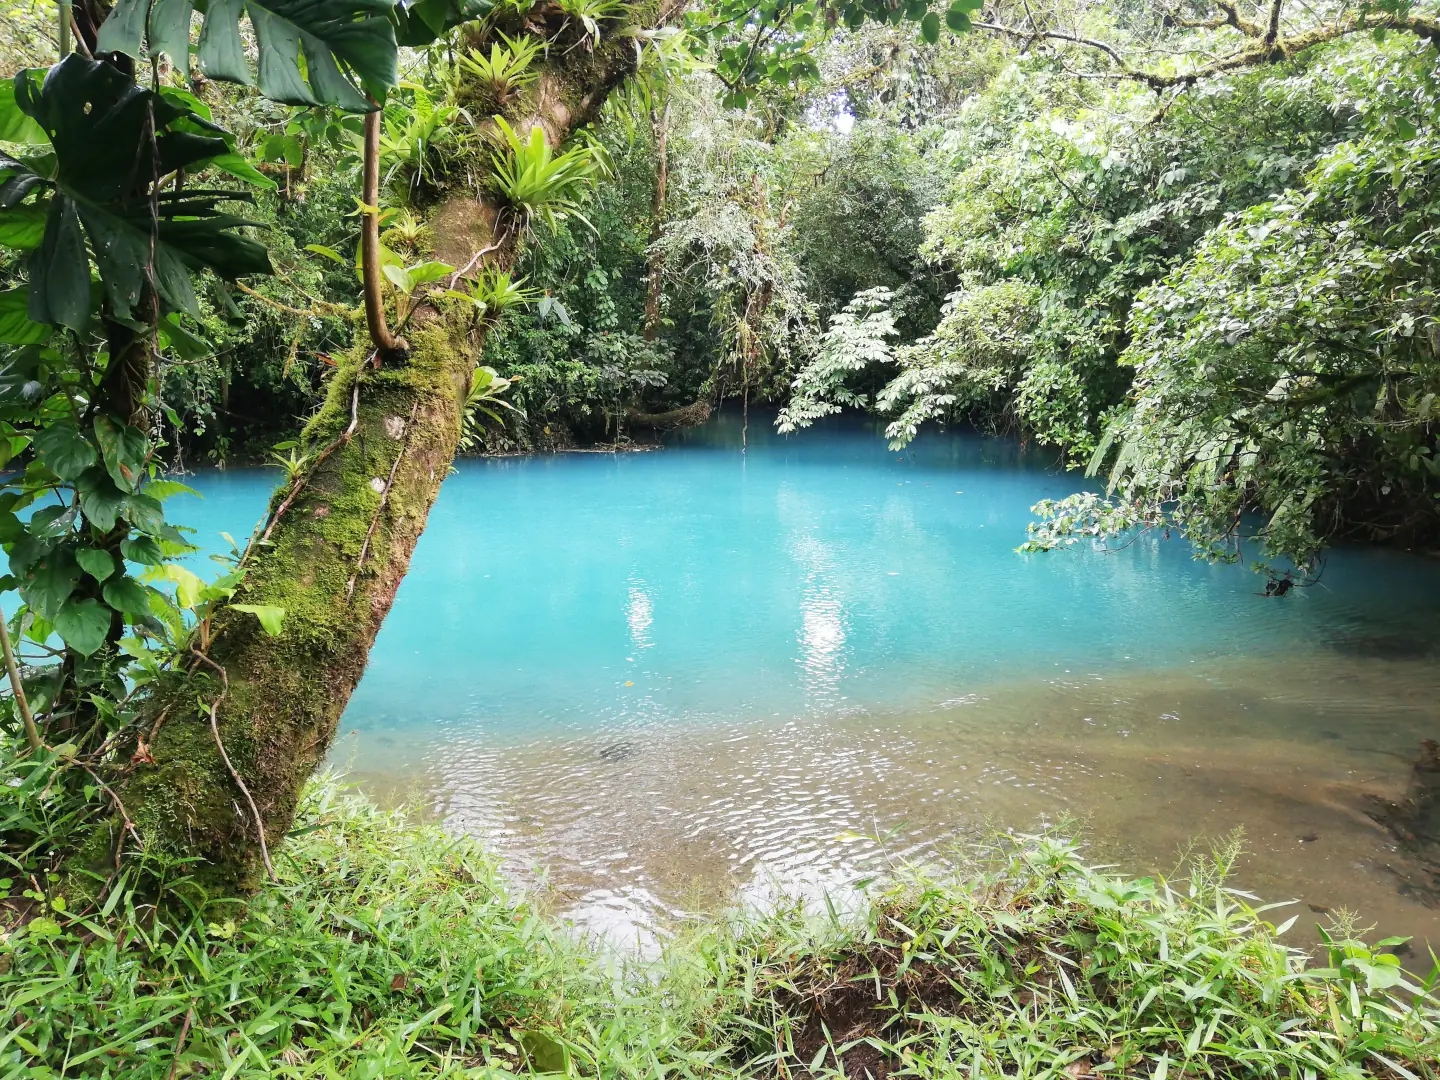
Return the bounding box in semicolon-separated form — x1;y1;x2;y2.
3;760;1437;1079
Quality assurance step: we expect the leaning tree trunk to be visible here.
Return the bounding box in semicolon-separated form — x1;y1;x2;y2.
77;36;641;898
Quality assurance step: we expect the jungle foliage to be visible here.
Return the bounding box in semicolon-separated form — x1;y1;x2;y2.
773;5;1440;568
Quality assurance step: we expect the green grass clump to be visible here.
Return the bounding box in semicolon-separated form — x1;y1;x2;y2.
692;835;1440;1080
0;767;692;1078
3;741;1439;1080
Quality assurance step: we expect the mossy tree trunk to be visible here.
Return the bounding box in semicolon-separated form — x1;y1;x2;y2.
84;40;641;897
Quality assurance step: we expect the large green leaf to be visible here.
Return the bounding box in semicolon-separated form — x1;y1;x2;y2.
32;421;98;480
0;80;45;144
392;0;493;46
0;204;47;250
76;467;128;533
102;575;153;616
53;597;111;656
231;603;286;636
21;547;79;620
97;0;399;110
11;57;273;329
0;289;49;345
93;415;149;494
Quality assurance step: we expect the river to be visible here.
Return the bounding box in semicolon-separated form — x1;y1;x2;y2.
170;411;1440;952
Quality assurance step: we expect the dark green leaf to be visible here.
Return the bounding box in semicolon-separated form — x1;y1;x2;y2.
16;57;273;326
28;197;90;330
124;494;166;535
77;467;127;533
920;10;940;42
93;415;149;494
120;534;165;566
102;575;152;615
30;503;78;539
54;597;111;656
32;422;97;480
158;314;215;361
21;548;80;620
76;547;117;582
100;0;399;110
944;4;970;31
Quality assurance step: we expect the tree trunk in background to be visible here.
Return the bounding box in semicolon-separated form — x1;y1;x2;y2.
82;44;640;898
642;102;668;341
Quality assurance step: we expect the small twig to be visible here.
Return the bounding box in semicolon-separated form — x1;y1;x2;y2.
234;280;350;319
191;650;276;882
258;372;363;545
167;1008;195;1080
67;11;92;58
78;762;141;869
346;400;420;600
0;603;39;751
445;230;511;290
147;705;172;746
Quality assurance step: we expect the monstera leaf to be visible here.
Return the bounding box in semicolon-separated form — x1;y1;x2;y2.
97;0;399;110
4;56;272;330
392;0;493;47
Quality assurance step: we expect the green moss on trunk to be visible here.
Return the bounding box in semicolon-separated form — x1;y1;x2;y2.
79;40;641;899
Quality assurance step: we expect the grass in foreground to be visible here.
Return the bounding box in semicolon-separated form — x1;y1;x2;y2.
2;749;1438;1079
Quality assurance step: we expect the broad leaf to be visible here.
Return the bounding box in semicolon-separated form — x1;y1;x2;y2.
145;563;205;608
77;467;128;533
102;575;153;615
93;416;149;494
121;534;165;566
97;0;399;110
54;597;111;656
204;151;279;190
232;603;286;636
32;422;97;480
76;547;117;582
0;81;45;144
21;548;79;620
0;205;47;250
13;57;273;329
393;0;494;46
405;260;455;286
0;289;49;345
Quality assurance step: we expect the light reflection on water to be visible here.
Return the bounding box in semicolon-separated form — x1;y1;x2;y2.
164;411;1440;951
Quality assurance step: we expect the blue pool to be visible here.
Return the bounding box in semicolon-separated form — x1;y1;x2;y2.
165;411;1440;946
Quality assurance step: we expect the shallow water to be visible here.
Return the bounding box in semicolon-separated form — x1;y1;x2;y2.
170;412;1440;951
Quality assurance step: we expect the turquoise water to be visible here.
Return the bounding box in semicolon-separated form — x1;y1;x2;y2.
175;410;1440;742
167;412;1440;943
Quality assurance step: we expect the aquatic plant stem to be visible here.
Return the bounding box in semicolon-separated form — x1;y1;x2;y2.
0;604;39;751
